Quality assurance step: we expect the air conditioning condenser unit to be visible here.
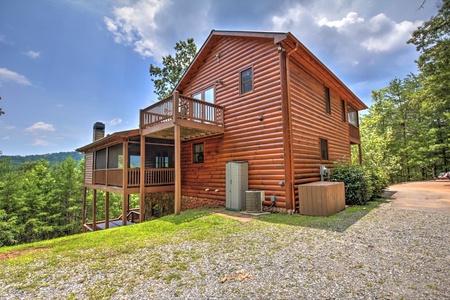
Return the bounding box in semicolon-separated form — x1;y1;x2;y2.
245;190;264;213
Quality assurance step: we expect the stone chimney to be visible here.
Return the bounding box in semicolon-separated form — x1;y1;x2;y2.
93;122;105;142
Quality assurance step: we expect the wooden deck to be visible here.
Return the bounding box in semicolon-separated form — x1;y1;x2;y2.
140;92;225;140
92;168;175;188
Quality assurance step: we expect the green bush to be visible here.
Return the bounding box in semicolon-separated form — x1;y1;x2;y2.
364;167;389;199
330;161;371;205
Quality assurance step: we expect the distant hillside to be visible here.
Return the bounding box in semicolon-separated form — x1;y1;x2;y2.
0;151;84;166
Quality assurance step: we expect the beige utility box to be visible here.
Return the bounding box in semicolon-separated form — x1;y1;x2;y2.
298;181;345;216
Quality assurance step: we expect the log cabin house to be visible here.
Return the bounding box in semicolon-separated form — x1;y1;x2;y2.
77;30;367;231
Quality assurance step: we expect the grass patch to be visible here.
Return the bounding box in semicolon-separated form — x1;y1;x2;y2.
0;204;385;298
257;201;382;232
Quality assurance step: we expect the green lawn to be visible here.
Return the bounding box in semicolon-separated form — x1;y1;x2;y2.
0;202;381;299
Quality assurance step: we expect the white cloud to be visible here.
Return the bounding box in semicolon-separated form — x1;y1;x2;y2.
24;50;41;58
25;122;56;132
104;0;167;58
2;136;10;140
5;126;16;130
30;138;51;146
0;68;32;86
360;15;422;52
109;118;122;126
318;12;364;31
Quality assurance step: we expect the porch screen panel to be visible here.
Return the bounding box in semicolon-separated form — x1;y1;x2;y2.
108;144;123;169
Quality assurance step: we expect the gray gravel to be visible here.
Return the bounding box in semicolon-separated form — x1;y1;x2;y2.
1;202;449;299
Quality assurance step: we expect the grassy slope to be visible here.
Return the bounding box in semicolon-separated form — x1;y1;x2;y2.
0;203;381;298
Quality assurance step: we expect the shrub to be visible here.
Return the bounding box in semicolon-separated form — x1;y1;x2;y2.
330;161;371;205
364;167;389;199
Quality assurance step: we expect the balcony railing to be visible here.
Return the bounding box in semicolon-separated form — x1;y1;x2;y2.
140;93;224;130
93;168;175;188
349;124;360;141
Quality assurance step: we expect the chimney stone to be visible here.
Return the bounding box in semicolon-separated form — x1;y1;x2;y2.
93;122;105;141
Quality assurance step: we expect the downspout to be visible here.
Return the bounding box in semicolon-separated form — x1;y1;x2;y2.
279;41;298;214
286;43;298;214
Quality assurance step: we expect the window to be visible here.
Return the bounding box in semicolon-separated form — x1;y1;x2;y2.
320;138;328;160
193;87;215;121
325;87;331;114
341;99;346;122
240;67;253;94
348;105;359;127
193;143;204;163
155;151;169;168
193;87;215;103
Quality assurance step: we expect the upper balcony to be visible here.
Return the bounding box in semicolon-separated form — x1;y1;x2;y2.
140;92;225;140
349;124;361;144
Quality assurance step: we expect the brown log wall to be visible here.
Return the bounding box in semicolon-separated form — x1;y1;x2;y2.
84;152;93;185
179;37;287;207
288;59;351;189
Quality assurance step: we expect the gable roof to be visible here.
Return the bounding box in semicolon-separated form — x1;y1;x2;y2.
176;30;367;111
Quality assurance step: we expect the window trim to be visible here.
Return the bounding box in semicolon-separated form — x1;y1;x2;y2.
341;99;346;122
325;87;331;114
240;67;254;95
193;143;204;164
320;138;329;161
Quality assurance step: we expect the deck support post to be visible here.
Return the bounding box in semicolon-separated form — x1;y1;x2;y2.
358;143;363;166
174;91;181;215
122;141;129;226
82;187;87;232
105;192;110;229
92;189;97;231
140;135;146;222
174;123;181;215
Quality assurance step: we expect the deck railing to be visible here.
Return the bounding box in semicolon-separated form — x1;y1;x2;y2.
349;124;360;141
140;93;224;129
93;168;175;187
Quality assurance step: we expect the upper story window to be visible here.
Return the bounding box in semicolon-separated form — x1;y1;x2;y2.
341;99;346;122
193;87;215;121
348;105;359;127
193;86;215;103
325;87;331;114
320;138;329;160
240;67;253;94
193;143;204;163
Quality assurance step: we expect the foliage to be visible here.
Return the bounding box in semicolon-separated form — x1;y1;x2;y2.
0;151;83;167
362;1;449;183
0;96;4;116
330;161;372;205
149;38;197;100
0;157;84;246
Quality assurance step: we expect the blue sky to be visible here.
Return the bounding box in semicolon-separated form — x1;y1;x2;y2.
0;0;439;155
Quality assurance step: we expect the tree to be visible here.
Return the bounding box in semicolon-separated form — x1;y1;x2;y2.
0;96;4;116
408;0;450;171
149;38;197;100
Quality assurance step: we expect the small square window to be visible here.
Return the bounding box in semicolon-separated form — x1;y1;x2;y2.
193;143;204;163
324;87;331;114
240;67;253;94
320;138;328;160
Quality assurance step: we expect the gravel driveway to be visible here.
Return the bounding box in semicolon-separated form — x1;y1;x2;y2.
388;180;450;213
2;181;449;299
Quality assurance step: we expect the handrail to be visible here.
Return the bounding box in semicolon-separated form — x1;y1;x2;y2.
93;168;175;187
140;93;224;129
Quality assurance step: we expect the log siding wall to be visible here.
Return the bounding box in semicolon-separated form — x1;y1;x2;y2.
288;58;351;194
179;37;288;207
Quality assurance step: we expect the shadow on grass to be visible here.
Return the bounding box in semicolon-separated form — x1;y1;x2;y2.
256;200;385;233
159;208;216;225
